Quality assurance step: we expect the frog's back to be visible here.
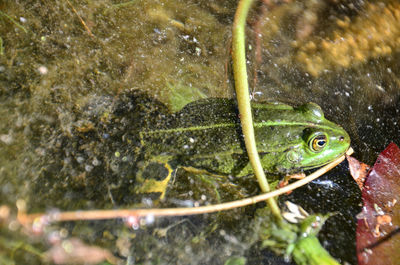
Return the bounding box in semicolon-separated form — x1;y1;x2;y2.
138;99;306;159
139;98;245;158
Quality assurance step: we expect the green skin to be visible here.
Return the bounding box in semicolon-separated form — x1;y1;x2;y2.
135;98;350;197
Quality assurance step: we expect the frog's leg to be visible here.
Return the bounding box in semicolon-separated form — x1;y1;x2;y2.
180;166;225;180
135;160;175;201
278;173;306;191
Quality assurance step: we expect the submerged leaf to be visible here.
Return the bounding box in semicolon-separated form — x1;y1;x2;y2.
166;81;207;112
356;143;400;265
224;256;247;265
44;238;118;265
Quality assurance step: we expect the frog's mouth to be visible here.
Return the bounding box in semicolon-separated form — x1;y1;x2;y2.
300;147;350;171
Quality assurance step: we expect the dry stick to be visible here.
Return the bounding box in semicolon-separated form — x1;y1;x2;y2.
18;148;353;225
66;0;95;38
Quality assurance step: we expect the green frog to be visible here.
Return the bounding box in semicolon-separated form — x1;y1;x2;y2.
133;97;350;200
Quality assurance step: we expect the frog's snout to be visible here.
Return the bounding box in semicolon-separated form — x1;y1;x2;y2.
336;131;351;150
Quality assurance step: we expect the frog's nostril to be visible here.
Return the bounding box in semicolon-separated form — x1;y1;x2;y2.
339;136;345;141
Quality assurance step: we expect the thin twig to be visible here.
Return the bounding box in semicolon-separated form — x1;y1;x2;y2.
66;0;95;38
18;148;353;225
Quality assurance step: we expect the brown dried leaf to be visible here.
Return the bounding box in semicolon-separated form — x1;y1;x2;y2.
347;155;370;190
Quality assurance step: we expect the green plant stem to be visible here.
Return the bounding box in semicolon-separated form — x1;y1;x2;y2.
231;0;281;220
0;11;28;33
0;37;3;55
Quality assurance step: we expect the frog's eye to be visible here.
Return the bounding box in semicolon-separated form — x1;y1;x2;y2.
309;134;327;152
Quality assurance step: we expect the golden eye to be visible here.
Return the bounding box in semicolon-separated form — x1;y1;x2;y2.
309;134;327;152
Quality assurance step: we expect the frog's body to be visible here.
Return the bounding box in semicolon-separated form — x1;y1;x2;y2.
134;98;350;199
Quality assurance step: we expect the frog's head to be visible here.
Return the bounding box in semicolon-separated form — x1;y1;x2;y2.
296;125;350;170
278;103;351;172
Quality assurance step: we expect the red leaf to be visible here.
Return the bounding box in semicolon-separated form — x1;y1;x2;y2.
357;143;400;265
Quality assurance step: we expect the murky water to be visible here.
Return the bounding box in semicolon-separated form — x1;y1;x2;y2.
1;0;399;264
